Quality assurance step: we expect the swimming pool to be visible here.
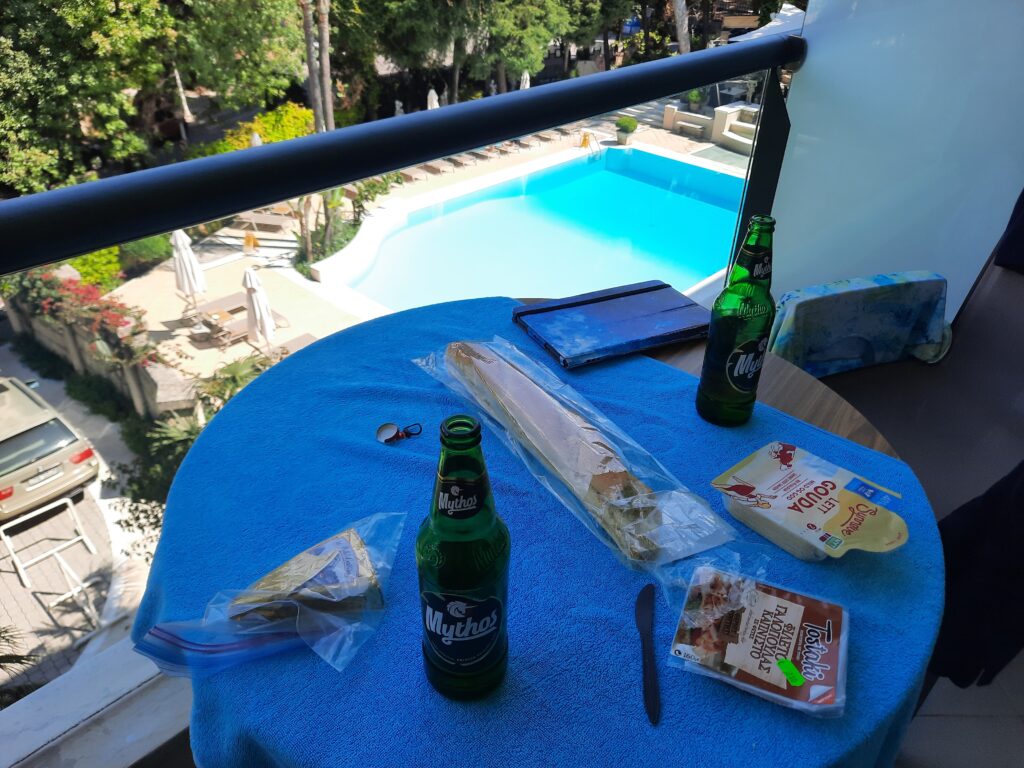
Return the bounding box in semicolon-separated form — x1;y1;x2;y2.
348;148;743;311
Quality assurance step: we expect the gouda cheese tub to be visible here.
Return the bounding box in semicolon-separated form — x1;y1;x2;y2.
712;442;909;561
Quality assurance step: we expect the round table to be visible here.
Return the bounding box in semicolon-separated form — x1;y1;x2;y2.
133;298;942;768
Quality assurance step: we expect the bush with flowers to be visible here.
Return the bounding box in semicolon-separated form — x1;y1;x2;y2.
7;269;154;366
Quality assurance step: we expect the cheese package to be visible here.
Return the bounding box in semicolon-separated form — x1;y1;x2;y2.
669;567;848;716
712;442;909;561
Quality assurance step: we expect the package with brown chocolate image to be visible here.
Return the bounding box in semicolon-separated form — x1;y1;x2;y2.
669;567;848;716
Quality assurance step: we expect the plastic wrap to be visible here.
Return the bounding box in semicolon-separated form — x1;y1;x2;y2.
416;338;733;567
668;566;848;717
135;513;405;677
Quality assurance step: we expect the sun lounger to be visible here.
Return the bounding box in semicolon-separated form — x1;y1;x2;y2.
400;167;428;183
516;136;540;149
234;211;294;233
534;132;558;142
469;148;499;161
421;160;456;175
446;154;478;167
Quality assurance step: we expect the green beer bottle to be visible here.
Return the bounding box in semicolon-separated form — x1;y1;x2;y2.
416;415;510;699
695;215;777;426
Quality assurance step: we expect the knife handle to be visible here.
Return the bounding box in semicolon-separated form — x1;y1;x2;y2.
641;631;661;725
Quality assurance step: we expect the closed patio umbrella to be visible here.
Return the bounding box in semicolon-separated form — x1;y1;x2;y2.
243;267;276;355
520;70;530;90
172;229;206;315
427;88;440;110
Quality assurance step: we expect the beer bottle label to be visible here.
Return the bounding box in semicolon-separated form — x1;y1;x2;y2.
421;591;504;670
726;336;769;392
435;474;486;519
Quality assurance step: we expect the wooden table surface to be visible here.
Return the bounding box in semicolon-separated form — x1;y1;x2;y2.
648;340;898;458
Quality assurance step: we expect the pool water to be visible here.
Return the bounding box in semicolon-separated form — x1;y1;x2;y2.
350;149;744;311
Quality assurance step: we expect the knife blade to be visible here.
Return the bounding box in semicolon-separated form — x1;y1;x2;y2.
634;583;660;725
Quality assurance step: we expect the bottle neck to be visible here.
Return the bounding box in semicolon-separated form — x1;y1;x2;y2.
728;229;773;287
431;443;495;530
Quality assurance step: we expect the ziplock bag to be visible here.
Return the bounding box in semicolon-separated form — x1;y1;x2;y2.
135;512;405;677
667;566;848;717
416;338;732;567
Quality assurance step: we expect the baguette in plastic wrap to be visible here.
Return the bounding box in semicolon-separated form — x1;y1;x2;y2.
422;339;732;566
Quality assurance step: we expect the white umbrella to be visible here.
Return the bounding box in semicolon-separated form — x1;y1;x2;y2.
427;88;440;110
171;229;206;313
243;267;276;354
250;132;263;147
519;70;531;90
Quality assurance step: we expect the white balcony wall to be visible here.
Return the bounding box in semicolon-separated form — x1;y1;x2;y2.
771;0;1024;318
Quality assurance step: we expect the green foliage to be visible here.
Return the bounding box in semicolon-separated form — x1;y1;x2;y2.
757;1;784;27
0;625;35;673
615;116;638;133
352;173;402;222
65;374;133;422
186;103;315;159
620;28;672;62
687;88;702;103
179;0;304;111
482;0;571;78
199;354;269;405
561;0;604;46
294;217;360;272
11;334;73;381
68;247;124;293
119;234;172;278
112;355;270;558
0;0;173;195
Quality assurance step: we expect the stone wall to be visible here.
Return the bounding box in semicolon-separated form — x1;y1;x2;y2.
7;299;194;418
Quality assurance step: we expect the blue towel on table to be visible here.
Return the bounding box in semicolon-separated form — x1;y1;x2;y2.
769;271;951;378
133;297;943;768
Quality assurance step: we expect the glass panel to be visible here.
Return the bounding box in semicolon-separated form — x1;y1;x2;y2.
0;69;767;716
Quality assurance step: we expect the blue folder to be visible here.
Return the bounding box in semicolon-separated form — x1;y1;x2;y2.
512;281;710;368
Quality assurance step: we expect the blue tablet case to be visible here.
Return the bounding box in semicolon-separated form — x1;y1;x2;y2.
512;281;711;368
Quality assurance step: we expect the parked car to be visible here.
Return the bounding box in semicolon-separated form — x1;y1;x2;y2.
0;376;99;522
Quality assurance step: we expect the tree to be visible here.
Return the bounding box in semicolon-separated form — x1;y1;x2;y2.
317;0;336;130
756;1;784;27
298;0;326;131
479;1;570;92
560;0;602;73
671;0;691;54
594;0;632;71
0;0;174;196
179;0;304;112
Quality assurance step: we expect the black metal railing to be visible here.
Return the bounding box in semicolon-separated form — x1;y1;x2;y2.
0;34;805;274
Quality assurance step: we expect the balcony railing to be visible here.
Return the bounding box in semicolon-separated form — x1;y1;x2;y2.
0;33;805;275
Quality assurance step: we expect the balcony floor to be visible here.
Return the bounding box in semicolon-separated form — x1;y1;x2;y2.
825;261;1024;766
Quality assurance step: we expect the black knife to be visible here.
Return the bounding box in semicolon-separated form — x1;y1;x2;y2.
634;583;660;725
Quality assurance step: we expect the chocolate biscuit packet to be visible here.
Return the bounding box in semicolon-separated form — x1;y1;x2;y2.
668;567;848;717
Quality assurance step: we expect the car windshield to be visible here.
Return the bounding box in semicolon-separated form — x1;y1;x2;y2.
0;419;77;476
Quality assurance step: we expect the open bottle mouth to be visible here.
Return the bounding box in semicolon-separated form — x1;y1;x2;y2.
749;214;776;231
440;414;481;448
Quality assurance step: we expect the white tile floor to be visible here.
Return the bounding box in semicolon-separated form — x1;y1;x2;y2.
897;654;1024;767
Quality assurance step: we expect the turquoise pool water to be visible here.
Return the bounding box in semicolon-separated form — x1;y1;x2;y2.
350;149;743;310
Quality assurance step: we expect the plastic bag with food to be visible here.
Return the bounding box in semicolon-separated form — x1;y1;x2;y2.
134;513;405;677
668;566;848;717
416;338;733;568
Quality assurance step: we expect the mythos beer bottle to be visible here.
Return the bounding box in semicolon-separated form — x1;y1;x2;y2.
696;215;777;426
416;415;510;699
